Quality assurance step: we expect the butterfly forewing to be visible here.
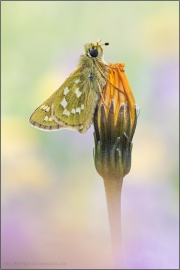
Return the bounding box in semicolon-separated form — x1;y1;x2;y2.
29;90;61;130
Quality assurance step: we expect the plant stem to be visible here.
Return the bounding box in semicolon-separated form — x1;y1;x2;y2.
103;177;123;269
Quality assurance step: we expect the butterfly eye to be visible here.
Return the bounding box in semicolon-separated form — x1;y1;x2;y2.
89;48;98;57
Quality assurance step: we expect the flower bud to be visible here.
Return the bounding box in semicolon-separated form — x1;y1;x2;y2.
93;63;139;180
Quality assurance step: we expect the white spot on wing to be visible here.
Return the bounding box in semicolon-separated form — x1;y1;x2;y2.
40;105;46;109
49;117;53;121
63;87;69;95
43;105;48;110
81;104;84;110
45;106;50;112
75;88;82;98
75;79;80;84
61;98;68;108
44;116;48;122
71;109;75;114
63;109;70;116
76;107;81;114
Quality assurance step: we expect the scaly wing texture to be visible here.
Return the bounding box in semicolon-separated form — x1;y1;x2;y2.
29;56;108;133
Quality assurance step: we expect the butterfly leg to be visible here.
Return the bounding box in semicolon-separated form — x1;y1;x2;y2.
95;62;125;95
97;81;114;114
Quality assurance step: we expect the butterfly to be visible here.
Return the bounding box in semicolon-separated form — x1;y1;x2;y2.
29;40;111;134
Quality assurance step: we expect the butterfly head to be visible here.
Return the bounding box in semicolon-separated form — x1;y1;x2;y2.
84;41;109;60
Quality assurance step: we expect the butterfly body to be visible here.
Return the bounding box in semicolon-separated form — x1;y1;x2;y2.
29;41;109;133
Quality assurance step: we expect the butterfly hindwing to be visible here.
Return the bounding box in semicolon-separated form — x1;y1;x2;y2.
53;72;100;133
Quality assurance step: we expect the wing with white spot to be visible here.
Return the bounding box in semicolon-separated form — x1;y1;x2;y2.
29;71;87;132
53;72;100;133
29;58;106;133
29;90;62;131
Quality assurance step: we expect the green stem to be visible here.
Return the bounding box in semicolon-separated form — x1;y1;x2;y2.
103;177;123;269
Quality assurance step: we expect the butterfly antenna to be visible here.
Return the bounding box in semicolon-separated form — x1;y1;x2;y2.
98;42;109;47
96;38;109;46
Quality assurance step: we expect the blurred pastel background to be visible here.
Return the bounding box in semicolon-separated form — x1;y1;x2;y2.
1;1;179;269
